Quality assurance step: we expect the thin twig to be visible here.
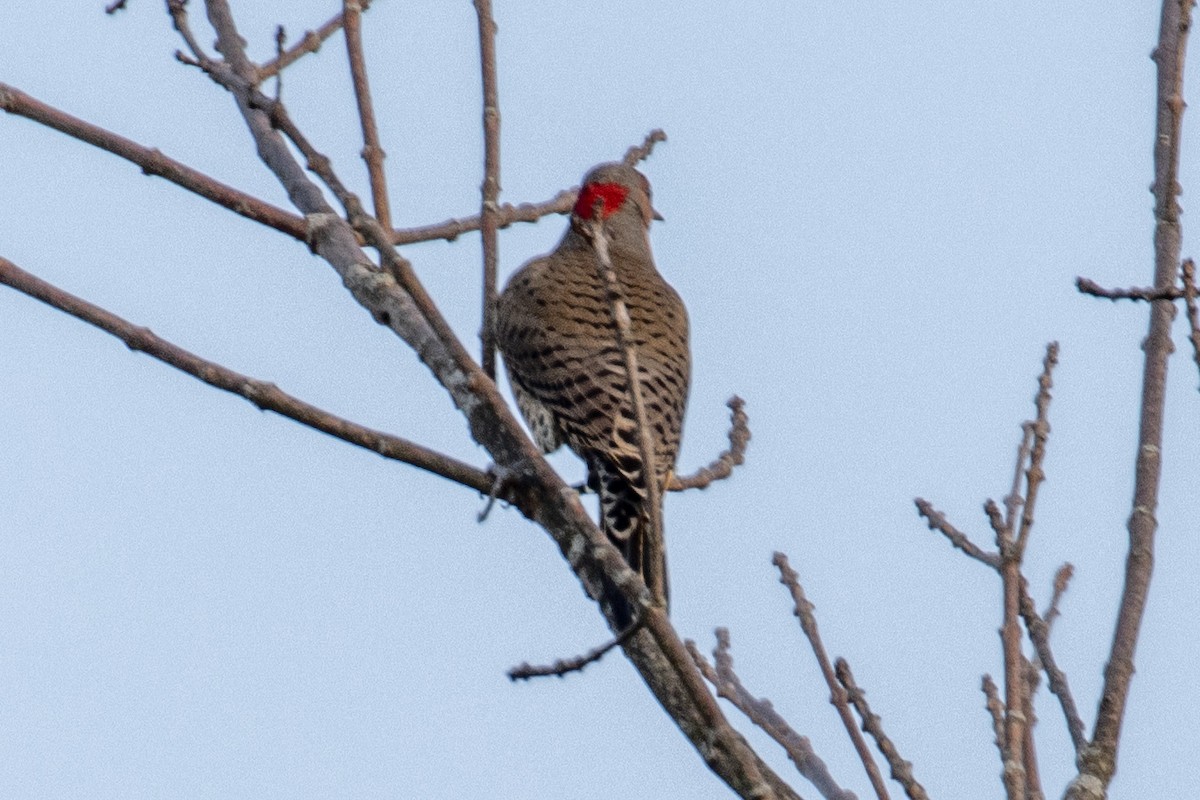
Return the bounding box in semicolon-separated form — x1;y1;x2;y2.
1181;258;1200;388
1067;2;1192;795
773;554;890;800
836;660;927;800
0;256;492;494
624;129;667;166
1044;563;1075;630
687;634;844;800
982;675;1007;768
0;83;307;240
104;0;129;14
1021;658;1046;800
474;0;502;379
1076;276;1182;301
392;190;575;244
585;213;666;607
257;10;354;83
1015;342;1058;557
990;493;1028;800
343;0;392;231
668;396;751;490
1002;422;1034;535
1020;582;1087;752
913;499;1000;569
508;619;643;680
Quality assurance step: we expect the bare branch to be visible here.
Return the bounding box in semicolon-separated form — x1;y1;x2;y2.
474;0;502;380
104;0;129;14
1045;563;1075;630
1181;258;1200;387
392;190;575;244
1015;342;1058;556
1019;583;1087;753
1075;276;1182;301
0;256;492;494
343;0;392;231
508;620;643;681
1068;2;1193;795
0;83;307;240
257;9;358;83
913;499;1000;569
623;129;667;166
836;660;927;800
669;396;751;491
686;633;842;800
584;213;666;607
773;554;891;800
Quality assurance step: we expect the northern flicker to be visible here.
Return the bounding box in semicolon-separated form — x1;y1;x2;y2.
495;162;690;625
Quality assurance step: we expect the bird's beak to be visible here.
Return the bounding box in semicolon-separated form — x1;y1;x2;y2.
652;207;665;222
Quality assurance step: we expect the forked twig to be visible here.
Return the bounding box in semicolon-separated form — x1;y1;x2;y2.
836;660;927;800
687;633;851;800
774;554;890;800
257;8;362;83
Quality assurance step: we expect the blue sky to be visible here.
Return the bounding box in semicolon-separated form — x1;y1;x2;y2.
2;2;1198;798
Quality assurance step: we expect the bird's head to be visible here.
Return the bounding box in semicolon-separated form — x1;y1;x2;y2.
571;162;663;231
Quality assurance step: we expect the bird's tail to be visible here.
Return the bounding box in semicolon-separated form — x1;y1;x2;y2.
594;466;668;629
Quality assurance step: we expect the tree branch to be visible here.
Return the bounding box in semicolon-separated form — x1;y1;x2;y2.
473;0;502;380
774;553;892;800
343;0;392;231
0;255;493;494
1066;2;1192;796
836;659;927;800
0;82;307;240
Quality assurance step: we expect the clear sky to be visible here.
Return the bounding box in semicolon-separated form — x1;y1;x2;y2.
2;2;1198;798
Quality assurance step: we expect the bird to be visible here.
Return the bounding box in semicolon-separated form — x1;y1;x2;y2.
495;162;691;626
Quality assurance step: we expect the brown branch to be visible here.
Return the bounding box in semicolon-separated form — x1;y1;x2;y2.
982;675;1007;769
1068;2;1193;796
913;499;1000;569
257;10;354;83
1045;563;1075;630
669;396;751;491
1002;422;1035;539
1181;258;1200;387
0;256;492;494
624;129;667;166
0;83;307;241
1015;342;1058;557
1075;276;1182;301
1021;658;1046;800
836;660;927;800
343;0;392;231
508;620;643;681
195;5;796;795
585;212;666;607
1019;582;1087;753
774;554;890;800
392;190;575;244
988;494;1028;800
686;634;840;800
104;0;129;13
474;0;502;380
